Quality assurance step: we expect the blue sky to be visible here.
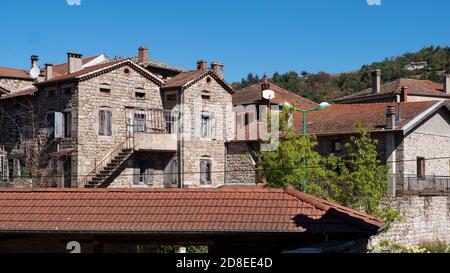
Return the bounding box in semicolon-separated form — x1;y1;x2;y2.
1;0;450;82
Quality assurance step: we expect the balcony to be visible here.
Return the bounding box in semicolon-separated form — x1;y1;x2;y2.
396;175;450;196
127;108;178;152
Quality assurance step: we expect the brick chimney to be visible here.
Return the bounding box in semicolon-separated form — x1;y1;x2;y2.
372;69;381;94
45;63;53;81
138;47;149;64
197;59;207;70
401;86;408;102
211;60;224;79
31;55;39;69
386;106;396;130
445;73;450;94
67;52;83;73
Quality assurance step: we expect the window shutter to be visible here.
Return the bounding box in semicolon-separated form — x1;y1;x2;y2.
99;111;105;135
206;161;212;184
211;113;217;139
145;161;154;185
200;160;206;184
106;111;112;136
54;112;64;138
133;160;140;185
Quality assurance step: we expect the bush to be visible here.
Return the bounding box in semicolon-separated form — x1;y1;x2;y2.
418;240;450;253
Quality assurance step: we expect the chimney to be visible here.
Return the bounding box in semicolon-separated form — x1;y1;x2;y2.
45;63;53;81
67;52;83;73
31;55;39;69
445;73;450;94
138;47;149;64
401;86;408;102
261;75;270;91
211;60;224;79
197;59;207;70
386;106;396;130
372;69;381;94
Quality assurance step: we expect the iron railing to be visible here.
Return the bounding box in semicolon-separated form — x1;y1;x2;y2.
397;175;450;195
127;108;178;134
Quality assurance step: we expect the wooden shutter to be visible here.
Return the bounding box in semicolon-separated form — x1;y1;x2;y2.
106;111;112;136
133;160;140;185
145;161;155;185
211;113;217;139
54;112;64;138
99;110;105;135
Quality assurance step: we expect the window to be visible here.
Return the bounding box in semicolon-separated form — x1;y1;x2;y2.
202;95;210;106
99;110;112;136
99;88;111;96
417;157;426;179
64;112;72;137
200;159;212;185
135;91;146;99
164;158;178;188
133;160;154;186
133;113;146;132
333;141;342;153
201;115;210;138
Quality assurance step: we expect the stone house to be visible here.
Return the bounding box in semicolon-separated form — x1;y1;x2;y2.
0;48;244;188
333;69;450;104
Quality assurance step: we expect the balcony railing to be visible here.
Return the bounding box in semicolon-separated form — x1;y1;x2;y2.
397;175;450;195
126;108;178;135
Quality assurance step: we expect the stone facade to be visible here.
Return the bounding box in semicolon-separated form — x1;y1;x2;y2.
0;78;33;91
226;142;257;184
369;195;450;247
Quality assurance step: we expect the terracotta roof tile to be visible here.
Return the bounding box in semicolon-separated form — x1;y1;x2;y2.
0;86;38;100
163;69;234;94
0;186;382;234
293;100;440;135
0;67;35;80
233;81;318;106
336;78;450;101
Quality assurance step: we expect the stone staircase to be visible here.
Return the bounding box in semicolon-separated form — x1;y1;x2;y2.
83;135;134;188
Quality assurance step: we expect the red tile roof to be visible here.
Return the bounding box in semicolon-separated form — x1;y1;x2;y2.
0;67;35;80
163;69;234;94
46;55;101;79
233;81;317;106
0;86;38;100
293;101;441;136
0;186;382;234
335;78;450;102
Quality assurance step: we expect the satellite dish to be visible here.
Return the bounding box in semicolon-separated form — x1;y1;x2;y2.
262;89;275;100
30;67;40;79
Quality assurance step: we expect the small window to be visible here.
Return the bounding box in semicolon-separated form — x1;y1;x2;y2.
417;157;426;179
164;158;178;188
133;160;154;186
200;159;212;185
135;91;146;99
333;141;342;153
166;94;177;102
99;110;112;136
201;115;210;138
100;88;111;96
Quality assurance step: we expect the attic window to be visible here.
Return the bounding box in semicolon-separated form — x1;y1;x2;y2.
100;88;111;96
206;77;212;84
135;91;146;99
124;68;130;74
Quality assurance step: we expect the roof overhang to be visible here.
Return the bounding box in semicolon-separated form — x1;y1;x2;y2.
401;100;449;135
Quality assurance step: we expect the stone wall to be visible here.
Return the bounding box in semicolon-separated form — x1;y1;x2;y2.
180;75;233;187
226;142;257;184
369;195;450;247
0;78;33;91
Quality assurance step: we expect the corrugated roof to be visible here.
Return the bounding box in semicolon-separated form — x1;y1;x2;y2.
0;186;382;234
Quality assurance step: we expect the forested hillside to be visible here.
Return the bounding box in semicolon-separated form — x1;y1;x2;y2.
232;46;450;102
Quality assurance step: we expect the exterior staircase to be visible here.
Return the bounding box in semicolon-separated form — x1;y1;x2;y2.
83;136;134;188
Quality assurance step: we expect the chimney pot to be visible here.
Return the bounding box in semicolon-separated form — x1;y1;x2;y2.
372;69;381;94
45;63;53;81
211;60;224;79
67;52;83;73
31;55;39;69
197;59;207;70
386;106;396;130
445;73;450;94
138;47;149;64
401;86;408;102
